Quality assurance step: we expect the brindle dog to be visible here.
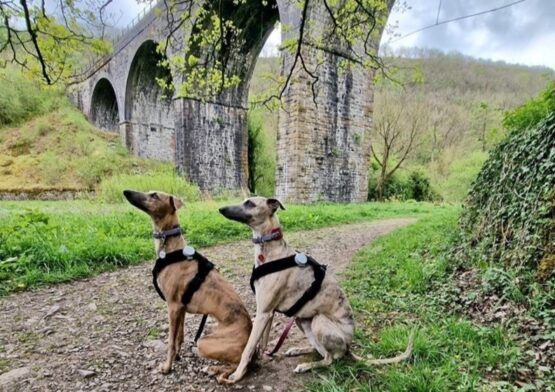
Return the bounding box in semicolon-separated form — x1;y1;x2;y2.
123;190;252;380
219;196;414;383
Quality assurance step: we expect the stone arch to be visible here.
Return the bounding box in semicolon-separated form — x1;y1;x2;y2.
175;1;280;191
74;0;394;201
177;0;387;201
90;78;119;132
124;39;175;161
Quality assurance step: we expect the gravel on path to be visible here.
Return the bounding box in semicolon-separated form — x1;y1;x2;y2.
0;218;415;392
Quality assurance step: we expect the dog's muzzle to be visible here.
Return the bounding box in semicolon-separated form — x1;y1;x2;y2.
219;206;251;224
123;189;149;213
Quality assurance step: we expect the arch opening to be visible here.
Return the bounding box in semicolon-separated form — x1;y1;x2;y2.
90;78;119;132
246;23;281;197
125;39;175;162
176;1;280;191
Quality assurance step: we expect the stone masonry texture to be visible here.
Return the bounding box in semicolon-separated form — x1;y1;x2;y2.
69;0;391;201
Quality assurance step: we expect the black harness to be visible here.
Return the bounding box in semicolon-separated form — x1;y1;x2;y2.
152;248;214;342
250;255;327;317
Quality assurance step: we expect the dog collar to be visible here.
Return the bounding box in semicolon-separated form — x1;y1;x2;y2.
153;226;182;240
252;228;283;244
153;226;183;258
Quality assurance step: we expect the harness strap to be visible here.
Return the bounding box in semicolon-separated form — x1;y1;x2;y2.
250;255;327;317
194;314;208;343
152;249;214;343
180;252;214;306
152;249;214;306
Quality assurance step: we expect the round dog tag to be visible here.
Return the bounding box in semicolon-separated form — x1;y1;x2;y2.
158;250;166;259
295;252;308;266
183;246;196;257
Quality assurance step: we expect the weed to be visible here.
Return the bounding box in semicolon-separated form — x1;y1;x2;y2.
147;327;162;339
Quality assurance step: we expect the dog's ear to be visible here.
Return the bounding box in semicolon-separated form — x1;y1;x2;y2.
170;196;184;211
267;198;285;212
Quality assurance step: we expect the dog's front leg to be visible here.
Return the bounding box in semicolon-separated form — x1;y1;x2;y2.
160;303;182;374
223;311;273;384
259;312;274;355
174;308;186;361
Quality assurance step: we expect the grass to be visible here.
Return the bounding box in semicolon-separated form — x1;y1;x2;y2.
0;200;441;296
0;104;168;191
96;168;200;203
0;66;172;192
306;207;521;391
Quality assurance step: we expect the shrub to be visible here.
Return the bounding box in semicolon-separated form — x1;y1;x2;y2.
96;167;200;203
0;67;62;127
456;112;554;272
407;170;438;201
502;82;555;133
368;166;438;202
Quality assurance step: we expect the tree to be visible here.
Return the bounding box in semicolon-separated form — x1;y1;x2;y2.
157;0;398;103
0;0;113;85
371;86;429;200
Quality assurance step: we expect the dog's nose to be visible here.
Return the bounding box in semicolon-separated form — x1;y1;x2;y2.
123;190;132;197
218;207;225;214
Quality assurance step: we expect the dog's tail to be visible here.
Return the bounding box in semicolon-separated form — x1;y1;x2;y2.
351;329;415;365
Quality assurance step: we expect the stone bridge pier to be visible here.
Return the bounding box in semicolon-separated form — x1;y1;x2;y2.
71;0;391;203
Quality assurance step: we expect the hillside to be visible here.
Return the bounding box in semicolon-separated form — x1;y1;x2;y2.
0;68;165;194
247;50;554;200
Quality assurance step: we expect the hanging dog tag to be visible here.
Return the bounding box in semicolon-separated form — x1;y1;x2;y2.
158;250;166;259
183;246;196;258
295;252;308;266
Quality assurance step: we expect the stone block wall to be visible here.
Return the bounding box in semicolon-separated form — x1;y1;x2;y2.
175;99;248;191
275;1;375;203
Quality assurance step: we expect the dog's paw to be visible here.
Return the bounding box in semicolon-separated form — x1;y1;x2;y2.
260;352;274;363
158;363;172;374
219;370;241;385
293;363;311;374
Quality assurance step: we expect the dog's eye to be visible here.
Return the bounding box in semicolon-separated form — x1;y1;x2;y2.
243;200;254;208
151;192;159;200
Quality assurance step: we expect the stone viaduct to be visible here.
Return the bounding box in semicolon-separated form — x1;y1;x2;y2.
71;0;392;202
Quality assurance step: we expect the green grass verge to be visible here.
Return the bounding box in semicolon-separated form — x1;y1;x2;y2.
306;207;520;391
0;200;439;296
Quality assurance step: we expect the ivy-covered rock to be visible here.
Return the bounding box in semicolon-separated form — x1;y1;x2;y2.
456;112;554;275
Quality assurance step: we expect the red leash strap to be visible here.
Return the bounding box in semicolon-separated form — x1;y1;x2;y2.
265;317;296;357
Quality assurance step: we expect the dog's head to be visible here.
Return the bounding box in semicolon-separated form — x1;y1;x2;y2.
219;197;285;230
123;189;183;223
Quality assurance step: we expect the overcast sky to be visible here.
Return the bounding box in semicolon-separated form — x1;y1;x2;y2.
109;0;555;70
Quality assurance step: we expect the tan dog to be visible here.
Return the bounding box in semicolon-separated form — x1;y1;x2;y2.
123;190;252;380
219;197;413;383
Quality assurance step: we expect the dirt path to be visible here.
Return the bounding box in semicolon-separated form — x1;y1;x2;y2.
0;218;415;392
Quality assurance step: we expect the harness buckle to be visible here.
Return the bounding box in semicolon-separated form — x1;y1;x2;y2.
294;252;308;266
183;245;196;259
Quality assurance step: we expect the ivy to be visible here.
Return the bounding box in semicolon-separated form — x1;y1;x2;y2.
455;112;554;274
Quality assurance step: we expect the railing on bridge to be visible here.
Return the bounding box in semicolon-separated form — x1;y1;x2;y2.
74;0;159;80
